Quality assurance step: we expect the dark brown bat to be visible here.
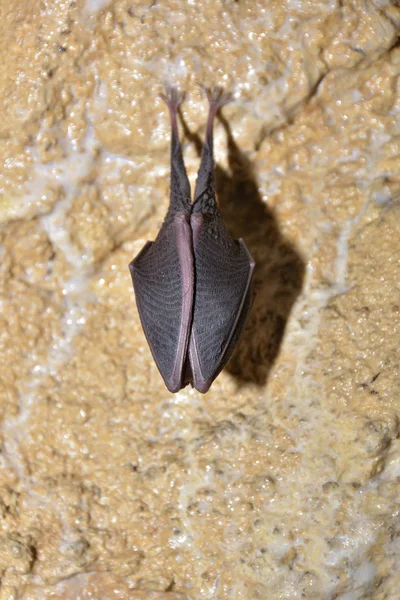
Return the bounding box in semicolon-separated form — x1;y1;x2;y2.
129;86;255;393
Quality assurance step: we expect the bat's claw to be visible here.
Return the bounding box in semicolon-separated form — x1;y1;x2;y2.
199;85;233;140
199;85;233;111
160;85;185;113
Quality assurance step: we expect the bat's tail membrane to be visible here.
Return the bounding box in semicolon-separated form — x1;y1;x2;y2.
160;85;191;216
193;86;233;213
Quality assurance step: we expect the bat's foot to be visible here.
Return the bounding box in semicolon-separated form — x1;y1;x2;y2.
199;85;233;140
200;85;233;112
160;85;184;114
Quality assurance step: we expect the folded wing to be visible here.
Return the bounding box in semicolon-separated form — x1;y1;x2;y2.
189;213;255;393
130;214;194;393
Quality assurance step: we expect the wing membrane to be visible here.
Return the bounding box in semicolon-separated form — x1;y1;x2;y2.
130;215;194;392
189;213;255;393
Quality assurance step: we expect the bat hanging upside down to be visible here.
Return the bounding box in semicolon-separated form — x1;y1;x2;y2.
129;86;255;393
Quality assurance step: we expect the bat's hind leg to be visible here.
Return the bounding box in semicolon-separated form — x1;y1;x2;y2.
160;85;191;213
160;85;184;148
193;86;232;207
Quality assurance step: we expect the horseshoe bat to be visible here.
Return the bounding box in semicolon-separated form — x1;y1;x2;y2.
129;86;255;393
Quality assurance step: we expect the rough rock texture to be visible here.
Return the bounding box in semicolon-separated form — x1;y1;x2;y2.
0;0;399;598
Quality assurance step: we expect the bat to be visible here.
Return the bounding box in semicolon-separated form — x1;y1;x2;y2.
129;86;255;393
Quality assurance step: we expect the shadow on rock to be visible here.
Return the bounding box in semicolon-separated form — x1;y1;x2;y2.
179;108;306;388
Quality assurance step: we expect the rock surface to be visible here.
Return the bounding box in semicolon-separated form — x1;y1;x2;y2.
0;0;399;598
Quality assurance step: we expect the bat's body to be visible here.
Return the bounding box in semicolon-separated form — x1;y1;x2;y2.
130;87;255;393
